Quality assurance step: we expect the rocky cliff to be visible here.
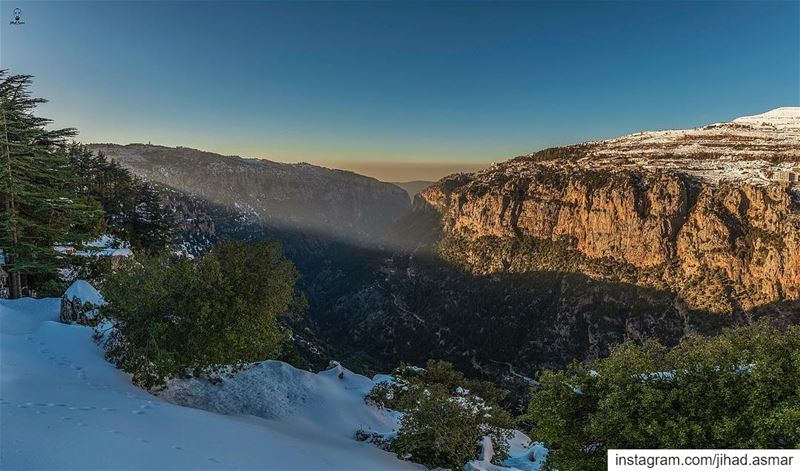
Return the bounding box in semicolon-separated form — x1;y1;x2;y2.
416;108;800;314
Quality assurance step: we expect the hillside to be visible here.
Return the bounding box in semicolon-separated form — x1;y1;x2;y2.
87;144;411;244
305;108;800;391
0;295;543;470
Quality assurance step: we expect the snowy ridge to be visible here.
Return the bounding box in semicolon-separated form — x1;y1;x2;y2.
733;107;800;130
515;107;800;187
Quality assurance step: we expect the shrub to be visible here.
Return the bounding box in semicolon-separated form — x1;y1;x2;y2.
368;360;514;470
525;324;800;471
100;239;303;389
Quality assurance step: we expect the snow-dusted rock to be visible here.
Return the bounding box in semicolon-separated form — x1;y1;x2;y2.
60;280;106;325
464;431;547;471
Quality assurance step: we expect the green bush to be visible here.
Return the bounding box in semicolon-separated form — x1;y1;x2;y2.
368;360;514;470
100;239;303;389
35;278;68;298
525;324;800;471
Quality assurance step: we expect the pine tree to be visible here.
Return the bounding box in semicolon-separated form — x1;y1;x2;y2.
132;181;176;251
0;72;103;298
68;144;176;252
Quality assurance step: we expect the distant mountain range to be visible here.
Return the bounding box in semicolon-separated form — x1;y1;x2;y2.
390;181;435;201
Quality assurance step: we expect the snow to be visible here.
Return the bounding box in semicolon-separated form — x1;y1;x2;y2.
0;297;423;470
158;360;403;441
733;106;800;130
64;280;106;307
1;295;544;471
55;234;134;258
465;431;546;471
529;106;800;187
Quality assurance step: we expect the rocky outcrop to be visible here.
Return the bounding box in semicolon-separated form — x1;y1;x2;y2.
416;116;800;314
60;280;106;326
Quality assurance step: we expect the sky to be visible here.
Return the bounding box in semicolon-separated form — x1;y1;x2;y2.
1;0;798;181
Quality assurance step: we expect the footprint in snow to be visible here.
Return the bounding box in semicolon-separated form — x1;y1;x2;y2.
208;458;220;463
172;445;183;451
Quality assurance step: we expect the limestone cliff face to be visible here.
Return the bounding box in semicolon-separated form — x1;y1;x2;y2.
417;161;800;313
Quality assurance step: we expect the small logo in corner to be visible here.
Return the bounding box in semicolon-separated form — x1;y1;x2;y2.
10;8;25;25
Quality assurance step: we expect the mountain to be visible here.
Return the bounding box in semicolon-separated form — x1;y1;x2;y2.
732;106;800;130
90;110;800;396
415;107;800;313
390;181;435;201
87;144;410;244
310;108;800;394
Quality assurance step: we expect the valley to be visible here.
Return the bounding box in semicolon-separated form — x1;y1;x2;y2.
87;108;800;395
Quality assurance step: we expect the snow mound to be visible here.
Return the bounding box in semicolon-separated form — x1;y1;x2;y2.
159;360;401;440
64;280;106;307
733;106;800;130
465;430;546;471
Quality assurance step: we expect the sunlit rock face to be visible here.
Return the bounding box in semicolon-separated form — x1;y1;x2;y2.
416;108;800;313
88;143;410;245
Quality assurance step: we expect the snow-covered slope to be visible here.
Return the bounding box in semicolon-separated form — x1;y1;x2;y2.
733;107;800;130
0;298;422;470
515;107;800;186
0;297;543;470
159;361;401;441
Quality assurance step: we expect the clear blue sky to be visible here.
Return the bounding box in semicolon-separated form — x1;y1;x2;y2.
1;1;798;179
